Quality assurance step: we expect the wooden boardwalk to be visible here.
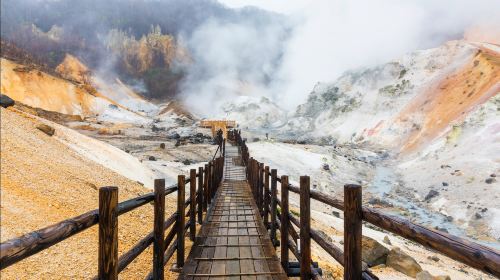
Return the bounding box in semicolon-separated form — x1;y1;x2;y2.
180;145;288;279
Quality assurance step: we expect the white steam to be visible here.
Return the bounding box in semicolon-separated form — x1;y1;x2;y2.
181;0;500;116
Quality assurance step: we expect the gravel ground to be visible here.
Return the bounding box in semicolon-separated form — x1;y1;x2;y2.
0;107;185;279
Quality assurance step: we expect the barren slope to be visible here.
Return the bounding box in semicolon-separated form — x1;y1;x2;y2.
0;107;179;279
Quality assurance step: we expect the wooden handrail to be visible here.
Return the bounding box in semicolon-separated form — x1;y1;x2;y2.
0;184;177;269
118;213;176;273
0;153;225;278
229;129;500;279
285;180;500;277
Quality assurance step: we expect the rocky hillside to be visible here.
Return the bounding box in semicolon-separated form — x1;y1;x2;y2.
284;40;499;152
0;56;157;124
221;40;499;243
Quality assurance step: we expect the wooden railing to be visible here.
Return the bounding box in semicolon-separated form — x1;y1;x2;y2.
0;154;226;280
229;129;500;280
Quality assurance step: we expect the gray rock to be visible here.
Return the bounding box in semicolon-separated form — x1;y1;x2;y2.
425;190;439;201
322;163;330;171
368;197;394;207
0;94;15;108
416;271;434;280
386;247;422;277
332;211;340;218
170;133;181;139
428;255;440;262
383;236;392;245
485;178;496;184
317;230;333;243
442;182;449;186
148;156;156;161
36;124;55;136
183;159;191;165
160;143;166;149
417;271;450;280
362;236;389;267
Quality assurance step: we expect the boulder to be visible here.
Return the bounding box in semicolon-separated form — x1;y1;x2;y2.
0;94;15;108
416;271;433;280
485;178;496;184
362;236;389;267
36;124;55;136
170;133;181;139
368;197;394;207
427;255;439;262
416;271;451;280
148;156;156;161
322;164;330;171
160;143;166;149
386;247;422;277
424;190;439;201
183;159;191;165
383;236;392;245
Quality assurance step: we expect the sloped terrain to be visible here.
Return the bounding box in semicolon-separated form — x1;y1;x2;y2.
0;107;178;279
1;57;153;124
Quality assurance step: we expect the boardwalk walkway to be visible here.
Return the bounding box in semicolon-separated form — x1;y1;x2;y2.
180;144;287;279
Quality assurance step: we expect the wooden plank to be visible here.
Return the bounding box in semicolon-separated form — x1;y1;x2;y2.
270;169;277;246
198;167;204;223
264;166;270;228
300;176;311;280
204;164;209;211
153;179;165;280
177;175;186;268
190;169;197;241
196;237;216;280
210;236;227;280
280;176;289;270
98;187;118;280
344;184;362;280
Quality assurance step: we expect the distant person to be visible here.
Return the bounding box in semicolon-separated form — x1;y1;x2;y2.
266;133;269;140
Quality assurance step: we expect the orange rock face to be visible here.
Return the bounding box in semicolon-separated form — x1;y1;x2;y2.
396;45;500;154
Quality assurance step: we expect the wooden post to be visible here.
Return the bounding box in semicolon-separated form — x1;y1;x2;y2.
254;160;259;201
203;164;208;211
248;157;253;184
212;160;217;198
198;166;204;224
213;160;217;194
280;176;289;271
190;169;197;241
264;166;270;227
223;138;226;157
259;163;264;215
207;162;212;204
270;169;278;245
344;184;362;280
300;176;311;280
177;175;186;268
98;187;118;280
153;179;165;280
